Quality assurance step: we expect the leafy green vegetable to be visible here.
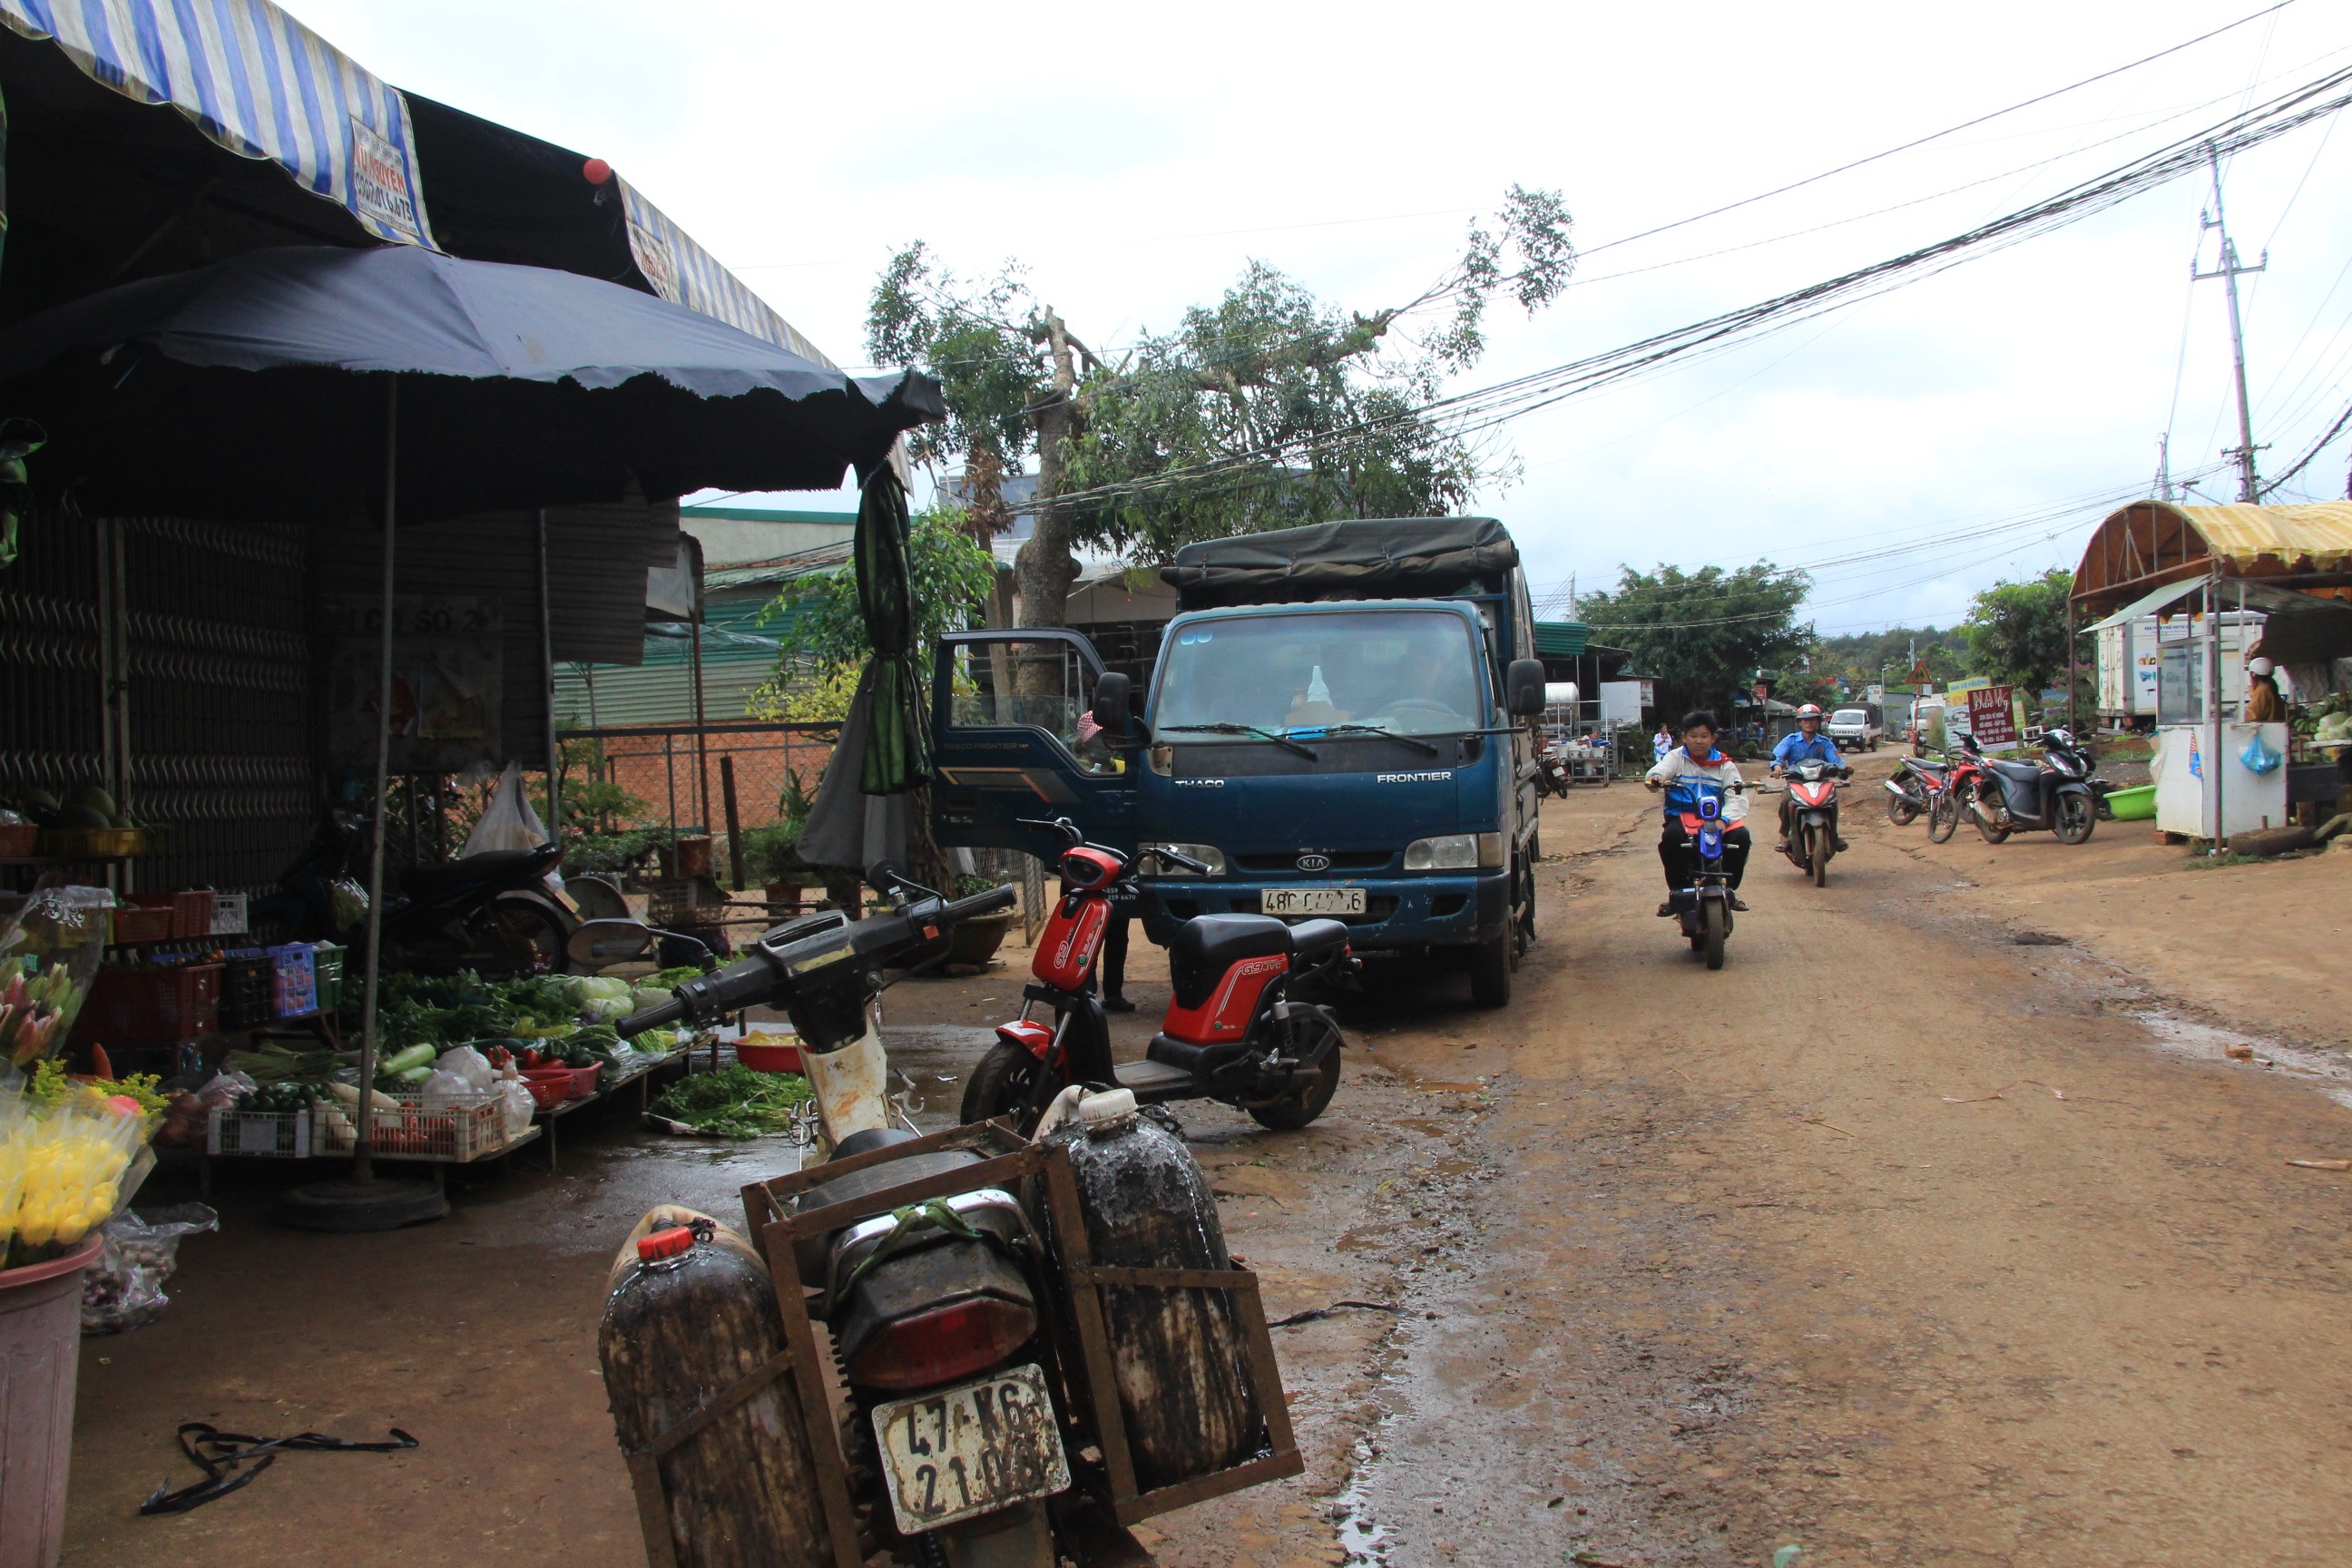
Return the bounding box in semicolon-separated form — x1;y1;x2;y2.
650;1064;811;1141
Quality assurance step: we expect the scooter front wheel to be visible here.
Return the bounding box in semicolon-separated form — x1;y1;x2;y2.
2053;792;2096;845
1701;899;1727;970
961;1040;1065;1135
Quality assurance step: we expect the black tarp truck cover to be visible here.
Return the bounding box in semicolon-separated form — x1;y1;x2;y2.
1161;517;1520;610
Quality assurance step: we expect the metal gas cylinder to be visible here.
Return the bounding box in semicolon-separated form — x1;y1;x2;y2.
1046;1091;1264;1490
597;1205;830;1568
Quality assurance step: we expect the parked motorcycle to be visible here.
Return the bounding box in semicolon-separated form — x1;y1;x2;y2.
1664;783;1742;970
1534;742;1573;799
611;870;1291;1566
1775;760;1850;886
1927;738;1990;845
1885;754;1951;827
962;817;1356;1135
1968;728;2105;845
250;810;577;975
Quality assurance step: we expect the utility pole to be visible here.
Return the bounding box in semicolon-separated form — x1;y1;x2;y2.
2192;144;2268;502
2154;434;2173;501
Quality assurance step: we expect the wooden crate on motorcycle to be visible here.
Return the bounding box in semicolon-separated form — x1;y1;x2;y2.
736;1118;1301;1562
598;1204;832;1568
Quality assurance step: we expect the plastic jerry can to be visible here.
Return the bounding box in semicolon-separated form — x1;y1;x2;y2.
598;1205;830;1568
1047;1093;1264;1490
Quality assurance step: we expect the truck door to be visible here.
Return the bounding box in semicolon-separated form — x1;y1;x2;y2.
930;629;1138;859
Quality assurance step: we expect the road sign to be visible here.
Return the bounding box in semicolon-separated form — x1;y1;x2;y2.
1908;660;1932;683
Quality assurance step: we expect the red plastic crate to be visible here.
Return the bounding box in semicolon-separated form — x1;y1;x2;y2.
125;890;214;939
109;906;175;945
69;963;223;1046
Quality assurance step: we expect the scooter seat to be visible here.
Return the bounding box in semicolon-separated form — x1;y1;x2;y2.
1171;913;1293;970
399;844;558;896
1986;758;2043;781
1287;918;1349;959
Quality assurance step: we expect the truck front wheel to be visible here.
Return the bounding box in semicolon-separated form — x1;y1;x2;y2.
1470;929;1513;1007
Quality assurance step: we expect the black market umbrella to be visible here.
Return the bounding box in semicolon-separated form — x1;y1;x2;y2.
0;244;942;1228
0;243;938;520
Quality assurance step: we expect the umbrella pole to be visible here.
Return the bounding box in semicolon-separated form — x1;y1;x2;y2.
281;378;446;1230
354;384;398;1184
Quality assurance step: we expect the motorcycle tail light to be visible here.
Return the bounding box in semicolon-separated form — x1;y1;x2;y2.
845;1297;1039;1392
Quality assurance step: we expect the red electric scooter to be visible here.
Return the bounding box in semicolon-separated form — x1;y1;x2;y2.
961;818;1357;1134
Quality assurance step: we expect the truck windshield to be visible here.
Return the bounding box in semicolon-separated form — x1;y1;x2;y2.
1831;710;1868;725
1153;610;1484;740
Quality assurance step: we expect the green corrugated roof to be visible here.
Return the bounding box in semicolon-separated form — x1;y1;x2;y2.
681;505;858;524
1534;621;1590;657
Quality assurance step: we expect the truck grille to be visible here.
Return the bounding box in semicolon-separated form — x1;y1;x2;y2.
1231;850;1393;873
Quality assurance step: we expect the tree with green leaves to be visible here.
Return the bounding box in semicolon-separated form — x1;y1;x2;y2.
1963;568;2082;697
866;188;1574;632
753;503;997;681
1579;564;1815;720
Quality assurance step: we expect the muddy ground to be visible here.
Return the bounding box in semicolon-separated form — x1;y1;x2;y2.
61;752;2352;1567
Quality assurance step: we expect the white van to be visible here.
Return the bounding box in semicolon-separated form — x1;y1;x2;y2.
1825;706;1882;752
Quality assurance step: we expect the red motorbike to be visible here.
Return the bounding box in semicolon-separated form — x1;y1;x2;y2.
962;818;1356;1134
1777;760;1850;887
1928;736;1989;844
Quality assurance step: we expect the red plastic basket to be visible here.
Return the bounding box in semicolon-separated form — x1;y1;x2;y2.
564;1063;602;1100
736;1037;803;1073
520;1069;571;1111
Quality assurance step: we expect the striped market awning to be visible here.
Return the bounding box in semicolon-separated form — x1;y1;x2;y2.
0;0;433;247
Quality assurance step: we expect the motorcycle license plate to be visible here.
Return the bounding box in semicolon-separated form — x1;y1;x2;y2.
1260;887;1365;916
871;1364;1071;1535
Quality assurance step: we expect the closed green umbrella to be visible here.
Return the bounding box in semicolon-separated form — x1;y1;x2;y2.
854;467;929;795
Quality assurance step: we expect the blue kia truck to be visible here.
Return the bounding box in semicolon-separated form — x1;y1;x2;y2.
929;516;1546;1006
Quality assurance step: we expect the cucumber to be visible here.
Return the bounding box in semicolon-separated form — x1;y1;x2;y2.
380;1044;437;1076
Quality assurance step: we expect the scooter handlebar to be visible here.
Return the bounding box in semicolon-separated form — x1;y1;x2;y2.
615;883;1018;1037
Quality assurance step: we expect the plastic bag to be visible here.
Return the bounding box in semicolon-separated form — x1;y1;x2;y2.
436;1044;495;1093
2239;730;2282;775
496;1079;534;1139
463;762;562;890
419;1069;475;1112
82;1203;218;1335
0;885;115;1066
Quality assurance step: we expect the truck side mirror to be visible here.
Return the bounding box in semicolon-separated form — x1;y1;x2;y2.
1505;659;1546;718
1092;671;1133;737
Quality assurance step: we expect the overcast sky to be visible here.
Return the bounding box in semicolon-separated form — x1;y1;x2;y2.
292;0;2352;636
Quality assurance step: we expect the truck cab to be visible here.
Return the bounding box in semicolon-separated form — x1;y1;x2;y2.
931;517;1546;1007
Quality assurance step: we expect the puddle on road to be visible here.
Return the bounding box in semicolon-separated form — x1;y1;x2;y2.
2130;1010;2352;1111
1336;1422;1396;1564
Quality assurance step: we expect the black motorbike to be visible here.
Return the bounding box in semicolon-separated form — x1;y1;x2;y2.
1967;728;2108;846
252;810;578;975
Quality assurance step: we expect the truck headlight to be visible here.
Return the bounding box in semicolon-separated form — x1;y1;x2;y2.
1141;842;1227;877
1404;833;1505;870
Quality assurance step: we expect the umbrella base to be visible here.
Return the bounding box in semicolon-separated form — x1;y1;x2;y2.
278;1175;449;1232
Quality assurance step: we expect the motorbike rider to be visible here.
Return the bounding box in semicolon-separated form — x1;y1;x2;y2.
1770;702;1848;852
1644;710;1750;916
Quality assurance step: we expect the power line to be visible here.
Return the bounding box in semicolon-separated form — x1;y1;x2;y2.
1021;64;2352;519
1573;1;2300;262
2259;394;2352;495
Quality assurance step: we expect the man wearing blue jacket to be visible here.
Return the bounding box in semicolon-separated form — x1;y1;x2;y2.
1770;703;1847;852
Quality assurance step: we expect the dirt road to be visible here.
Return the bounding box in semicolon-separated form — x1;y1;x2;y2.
1151;763;2352;1568
62;762;2352;1567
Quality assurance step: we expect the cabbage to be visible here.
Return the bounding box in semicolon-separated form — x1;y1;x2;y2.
632;986;674;1014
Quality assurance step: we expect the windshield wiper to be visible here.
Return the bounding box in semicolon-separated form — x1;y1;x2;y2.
1307;723;1441;757
1159;722;1318;760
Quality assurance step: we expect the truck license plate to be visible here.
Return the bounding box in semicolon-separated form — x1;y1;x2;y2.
1260;887;1366;916
871;1364;1070;1535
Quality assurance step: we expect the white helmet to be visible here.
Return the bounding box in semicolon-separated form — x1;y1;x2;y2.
2246;656;2274;677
